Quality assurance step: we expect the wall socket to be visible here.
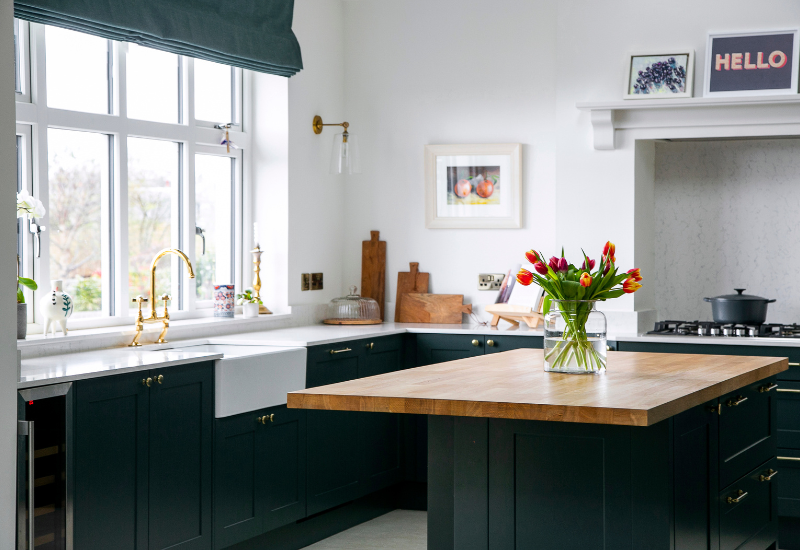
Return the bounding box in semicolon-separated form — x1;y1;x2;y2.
478;273;506;291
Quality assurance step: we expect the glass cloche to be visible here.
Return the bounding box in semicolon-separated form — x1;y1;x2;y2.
323;286;382;325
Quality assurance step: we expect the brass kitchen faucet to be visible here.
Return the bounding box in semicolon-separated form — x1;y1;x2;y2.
129;248;195;347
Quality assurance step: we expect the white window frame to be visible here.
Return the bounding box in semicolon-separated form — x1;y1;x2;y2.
15;21;250;330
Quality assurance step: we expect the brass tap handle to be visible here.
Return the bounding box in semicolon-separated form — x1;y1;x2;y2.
132;295;149;304
160;294;171;303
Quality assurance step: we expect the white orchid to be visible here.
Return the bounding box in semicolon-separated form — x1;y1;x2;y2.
17;189;45;219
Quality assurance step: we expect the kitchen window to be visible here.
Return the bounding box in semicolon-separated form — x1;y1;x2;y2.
15;21;247;329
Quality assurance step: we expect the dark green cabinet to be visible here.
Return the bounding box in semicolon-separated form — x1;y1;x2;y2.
213;405;306;549
484;334;543;354
359;335;404;493
75;363;213;550
416;334;485;365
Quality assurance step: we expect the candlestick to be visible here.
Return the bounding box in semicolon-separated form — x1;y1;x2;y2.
250;245;272;315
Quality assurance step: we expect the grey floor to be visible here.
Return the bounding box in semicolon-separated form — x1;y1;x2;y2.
301;510;426;550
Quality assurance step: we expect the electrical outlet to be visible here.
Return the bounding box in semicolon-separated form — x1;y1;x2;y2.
478;273;506;291
310;273;323;290
301;274;310;291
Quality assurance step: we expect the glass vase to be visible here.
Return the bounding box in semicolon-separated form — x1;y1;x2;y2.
544;300;607;374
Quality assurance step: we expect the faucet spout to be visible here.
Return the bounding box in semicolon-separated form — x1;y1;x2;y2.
148;248;195;319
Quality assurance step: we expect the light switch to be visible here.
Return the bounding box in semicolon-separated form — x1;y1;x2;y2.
310;273;323;291
301;274;310;291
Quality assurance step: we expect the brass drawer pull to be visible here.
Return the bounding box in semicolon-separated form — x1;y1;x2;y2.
487;340;495;347
329;348;352;355
759;383;778;393
778;456;800;462
366;343;374;350
726;395;748;407
789;362;800;366
727;490;748;504
142;377;152;387
760;469;778;482
471;339;480;347
777;388;800;393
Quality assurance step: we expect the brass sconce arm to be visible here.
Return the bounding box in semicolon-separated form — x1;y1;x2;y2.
313;115;350;135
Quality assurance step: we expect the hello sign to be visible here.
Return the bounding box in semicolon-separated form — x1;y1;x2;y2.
705;30;799;97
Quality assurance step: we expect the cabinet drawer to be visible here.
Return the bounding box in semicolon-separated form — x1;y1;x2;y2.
780;362;800;382
778;382;800;450
484;335;543;354
778;452;800;518
719;378;776;488
720;459;777;550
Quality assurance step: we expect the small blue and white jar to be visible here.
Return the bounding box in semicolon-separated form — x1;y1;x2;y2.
214;284;235;318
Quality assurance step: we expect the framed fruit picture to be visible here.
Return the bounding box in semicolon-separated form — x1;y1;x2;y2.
424;143;521;229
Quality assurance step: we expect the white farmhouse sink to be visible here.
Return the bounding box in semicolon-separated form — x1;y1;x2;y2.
164;344;307;418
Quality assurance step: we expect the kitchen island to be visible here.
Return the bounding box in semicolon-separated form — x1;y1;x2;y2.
288;349;788;550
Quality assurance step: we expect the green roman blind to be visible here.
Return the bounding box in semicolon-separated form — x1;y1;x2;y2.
14;0;302;76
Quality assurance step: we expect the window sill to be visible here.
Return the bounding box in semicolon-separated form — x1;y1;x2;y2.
19;310;295;359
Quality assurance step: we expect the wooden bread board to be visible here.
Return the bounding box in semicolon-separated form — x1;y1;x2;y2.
397;294;472;324
394;262;430;322
360;231;386;320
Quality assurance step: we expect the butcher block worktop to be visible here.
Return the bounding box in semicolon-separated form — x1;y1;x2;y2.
287;349;788;426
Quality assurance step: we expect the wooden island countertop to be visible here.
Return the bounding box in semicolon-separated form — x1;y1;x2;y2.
287;349;788;426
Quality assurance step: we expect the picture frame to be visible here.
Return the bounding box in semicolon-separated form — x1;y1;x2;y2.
623;50;695;99
424;143;521;229
704;29;799;97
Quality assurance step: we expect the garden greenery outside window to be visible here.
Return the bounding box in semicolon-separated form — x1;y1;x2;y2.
14;21;246;328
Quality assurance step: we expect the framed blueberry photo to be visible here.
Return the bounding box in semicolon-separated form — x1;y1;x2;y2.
624;51;695;99
704;30;799;97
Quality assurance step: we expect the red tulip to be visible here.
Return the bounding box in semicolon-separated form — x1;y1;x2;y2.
622;278;642;294
533;262;548;275
548;256;560;271
602;241;616;262
516;268;534;286
558;258;569;272
580;273;592;287
525;250;540;264
627;268;642;282
602;259;611;275
581;258;596;271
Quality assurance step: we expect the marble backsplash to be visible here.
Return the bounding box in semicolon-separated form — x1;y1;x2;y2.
654;138;800;323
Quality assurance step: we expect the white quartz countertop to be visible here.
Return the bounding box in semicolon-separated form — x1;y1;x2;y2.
614;333;800;348
19;348;223;389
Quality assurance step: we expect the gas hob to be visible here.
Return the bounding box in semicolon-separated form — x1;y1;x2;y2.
648;320;800;338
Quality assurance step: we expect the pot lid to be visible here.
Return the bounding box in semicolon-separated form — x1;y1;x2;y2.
706;288;772;302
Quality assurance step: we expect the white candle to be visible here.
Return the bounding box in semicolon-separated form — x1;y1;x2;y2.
253;222;259;245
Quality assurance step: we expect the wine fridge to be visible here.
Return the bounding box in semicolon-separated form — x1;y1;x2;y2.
17;382;73;550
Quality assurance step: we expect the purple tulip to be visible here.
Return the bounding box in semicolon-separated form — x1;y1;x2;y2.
581;258;596;271
534;262;548;275
548;256;560;272
558;258;569;272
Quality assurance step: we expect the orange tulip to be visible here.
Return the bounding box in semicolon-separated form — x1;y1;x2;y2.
580;272;592;287
525;250;540;264
627;268;642;282
602;241;616;263
516;268;534;286
622;278;642;294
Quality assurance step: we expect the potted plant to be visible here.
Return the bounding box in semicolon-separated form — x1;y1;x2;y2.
515;242;642;373
16;190;45;339
236;288;262;319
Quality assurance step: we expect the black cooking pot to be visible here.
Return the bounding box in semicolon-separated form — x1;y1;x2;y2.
703;289;776;324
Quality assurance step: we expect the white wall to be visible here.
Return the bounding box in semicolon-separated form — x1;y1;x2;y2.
654;138;800;323
340;0;558;317
1;0;19;544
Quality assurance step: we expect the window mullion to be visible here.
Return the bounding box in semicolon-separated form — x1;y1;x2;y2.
115;40;130;317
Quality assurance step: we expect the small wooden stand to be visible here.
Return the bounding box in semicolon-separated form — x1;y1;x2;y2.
484;303;543;328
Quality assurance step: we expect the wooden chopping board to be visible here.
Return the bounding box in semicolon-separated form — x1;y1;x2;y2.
398;294;472;324
360;231;386;320
394;262;430;322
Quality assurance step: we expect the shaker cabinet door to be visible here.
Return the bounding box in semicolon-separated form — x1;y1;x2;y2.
261;405;307;532
74;372;150;550
148;363;213;550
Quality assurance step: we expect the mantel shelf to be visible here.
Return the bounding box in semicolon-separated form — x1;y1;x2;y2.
575;94;800;150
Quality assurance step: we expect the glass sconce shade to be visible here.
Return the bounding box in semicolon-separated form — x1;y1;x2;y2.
330;133;360;174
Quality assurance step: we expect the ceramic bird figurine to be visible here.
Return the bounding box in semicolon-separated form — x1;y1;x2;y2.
39;280;73;336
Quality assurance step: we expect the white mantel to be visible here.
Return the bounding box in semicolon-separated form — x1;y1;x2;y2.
576;95;800;150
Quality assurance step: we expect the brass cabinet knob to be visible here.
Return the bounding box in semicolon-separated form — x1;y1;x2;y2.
726;395;748;407
257;414;275;425
487;340;495;347
606;345;612;351
759;469;778;482
366;343;374;350
142;377;152;387
726;489;748;504
156;375;164;384
471;339;480;347
268;414;274;423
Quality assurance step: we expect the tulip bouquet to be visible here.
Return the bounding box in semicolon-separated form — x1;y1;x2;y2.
516;242;642;372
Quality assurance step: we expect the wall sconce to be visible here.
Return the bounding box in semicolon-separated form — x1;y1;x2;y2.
312;115;361;174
